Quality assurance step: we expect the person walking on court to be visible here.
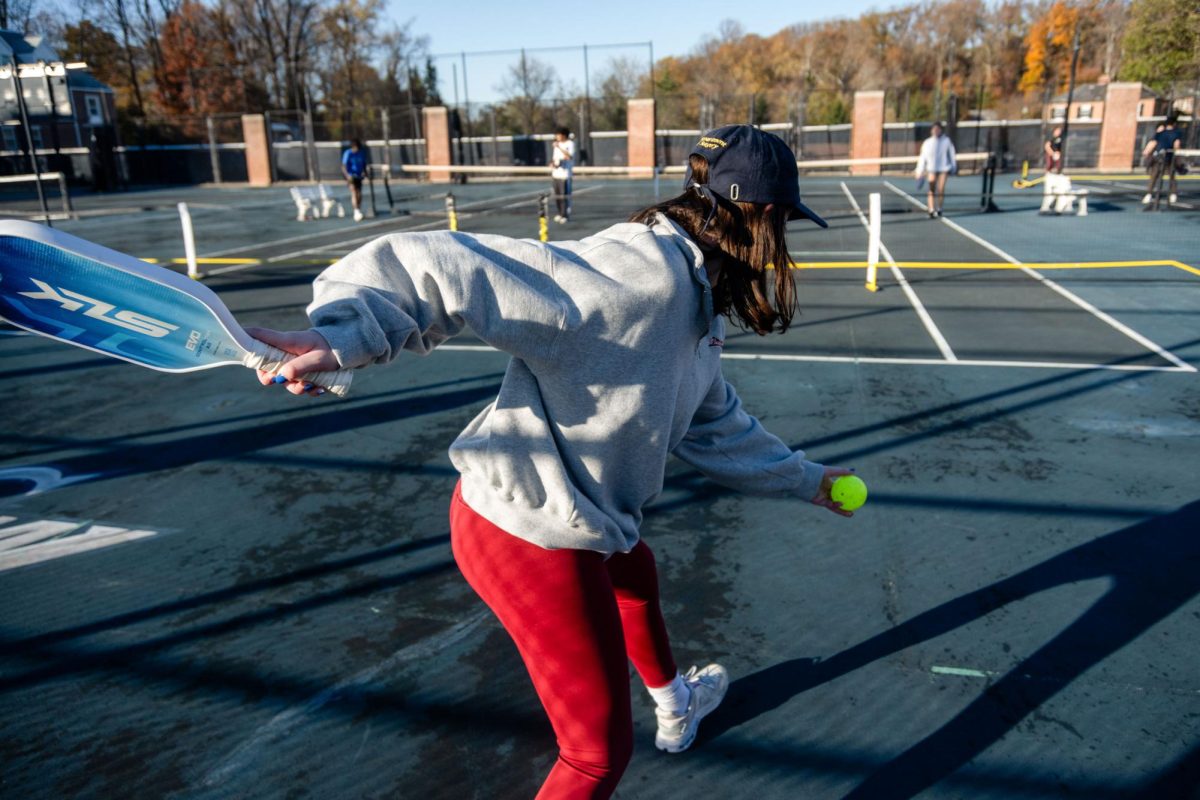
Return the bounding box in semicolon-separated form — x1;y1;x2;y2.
342;138;368;222
1142;112;1184;207
249;124;855;799
915;121;957;218
551;126;575;223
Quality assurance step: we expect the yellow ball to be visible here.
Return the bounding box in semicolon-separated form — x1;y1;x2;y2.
831;475;868;511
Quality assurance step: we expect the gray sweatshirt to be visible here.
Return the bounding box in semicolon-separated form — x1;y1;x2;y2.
308;214;825;554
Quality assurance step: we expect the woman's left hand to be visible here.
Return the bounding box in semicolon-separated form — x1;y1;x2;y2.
811;465;857;517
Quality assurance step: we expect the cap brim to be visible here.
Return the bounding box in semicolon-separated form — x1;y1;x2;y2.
788;201;828;228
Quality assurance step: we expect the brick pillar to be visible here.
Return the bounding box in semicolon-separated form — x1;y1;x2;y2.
850;91;885;175
627;98;656;176
1098;82;1142;172
423;106;452;183
242;114;271;187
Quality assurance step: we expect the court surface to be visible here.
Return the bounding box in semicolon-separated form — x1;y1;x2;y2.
1;174;1198;799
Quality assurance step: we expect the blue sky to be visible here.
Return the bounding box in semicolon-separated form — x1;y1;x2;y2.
395;0;900;103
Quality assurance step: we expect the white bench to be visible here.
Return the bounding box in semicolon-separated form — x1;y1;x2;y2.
289;184;345;221
1041;173;1089;216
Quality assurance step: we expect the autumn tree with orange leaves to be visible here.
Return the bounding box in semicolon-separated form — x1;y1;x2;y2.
158;1;246;119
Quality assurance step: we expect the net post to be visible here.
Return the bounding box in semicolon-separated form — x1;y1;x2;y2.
445;193;458;231
981;152;1000;212
865;192;881;292
368;167;378;217
178;202;200;279
382;164;394;210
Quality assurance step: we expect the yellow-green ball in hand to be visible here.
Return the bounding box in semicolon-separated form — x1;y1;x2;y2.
831;475;868;511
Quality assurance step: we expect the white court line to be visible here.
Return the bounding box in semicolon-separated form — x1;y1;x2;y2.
1100;181;1198;209
839;182;957;361
436;344;1191;373
206;185;610;274
0;517;161;572
883;181;1197;373
789;250;866;257
201;209;438;259
203;215;453;275
199;609;489;790
202;185;563;260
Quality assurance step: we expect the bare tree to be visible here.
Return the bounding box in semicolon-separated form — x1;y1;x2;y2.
380;20;428;106
107;0;147;116
223;0;324;110
496;51;558;133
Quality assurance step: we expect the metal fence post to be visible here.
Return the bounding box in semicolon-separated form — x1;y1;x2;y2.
263;110;278;183
206;115;222;183
381;107;390;169
303;110;317;182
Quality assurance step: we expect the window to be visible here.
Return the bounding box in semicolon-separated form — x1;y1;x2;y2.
1;126;17;151
1051;106;1066;120
30;127;43;149
85;94;104;125
1076;104;1093;119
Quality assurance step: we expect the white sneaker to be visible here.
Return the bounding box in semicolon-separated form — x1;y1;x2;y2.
353;209;364;221
654;664;728;753
1142;194;1152;204
1169;193;1177;204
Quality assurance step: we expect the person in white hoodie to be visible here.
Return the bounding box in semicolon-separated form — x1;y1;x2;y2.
248;125;856;799
551;126;576;223
914;121;957;218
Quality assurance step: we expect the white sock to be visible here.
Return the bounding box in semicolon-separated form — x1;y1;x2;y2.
647;673;691;716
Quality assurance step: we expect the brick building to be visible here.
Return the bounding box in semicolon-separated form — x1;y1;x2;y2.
0;29;117;158
1044;83;1167;123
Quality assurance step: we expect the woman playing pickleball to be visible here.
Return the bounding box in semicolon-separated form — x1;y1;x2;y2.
251;124;855;799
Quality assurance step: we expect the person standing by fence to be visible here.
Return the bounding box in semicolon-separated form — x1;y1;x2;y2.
914;122;957;218
1142;112;1183;207
551;127;575;224
1044;126;1064;174
342;138;367;222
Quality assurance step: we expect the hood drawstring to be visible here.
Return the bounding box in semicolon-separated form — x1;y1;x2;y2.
691;182;720;237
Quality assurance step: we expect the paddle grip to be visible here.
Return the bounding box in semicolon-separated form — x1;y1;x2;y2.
242;341;353;397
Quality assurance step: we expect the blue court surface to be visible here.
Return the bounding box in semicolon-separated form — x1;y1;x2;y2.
1;175;1198;798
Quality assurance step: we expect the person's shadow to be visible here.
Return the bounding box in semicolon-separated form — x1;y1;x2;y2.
696;500;1200;797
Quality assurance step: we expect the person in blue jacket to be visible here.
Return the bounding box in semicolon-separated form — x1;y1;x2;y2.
342;138;367;221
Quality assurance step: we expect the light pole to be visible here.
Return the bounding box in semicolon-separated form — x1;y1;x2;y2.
1058;24;1082;174
9;56;50;226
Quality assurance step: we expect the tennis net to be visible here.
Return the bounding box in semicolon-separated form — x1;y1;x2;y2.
367;152;997;237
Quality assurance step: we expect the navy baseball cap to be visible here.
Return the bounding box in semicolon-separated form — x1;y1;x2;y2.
685;125;828;228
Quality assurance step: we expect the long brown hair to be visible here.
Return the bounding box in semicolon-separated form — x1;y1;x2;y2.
630;156;798;335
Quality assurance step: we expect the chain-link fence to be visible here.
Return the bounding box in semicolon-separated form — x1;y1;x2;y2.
114;113;246;185
30;81;1198;189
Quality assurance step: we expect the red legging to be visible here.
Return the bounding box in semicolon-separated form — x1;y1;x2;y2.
449;483;678;799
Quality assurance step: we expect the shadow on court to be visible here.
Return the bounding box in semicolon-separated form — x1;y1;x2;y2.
697;499;1200;798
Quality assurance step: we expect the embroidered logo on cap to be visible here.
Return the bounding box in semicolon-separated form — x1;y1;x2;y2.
696;136;727;150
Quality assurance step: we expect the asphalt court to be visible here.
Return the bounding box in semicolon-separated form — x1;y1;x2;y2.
1;176;1199;798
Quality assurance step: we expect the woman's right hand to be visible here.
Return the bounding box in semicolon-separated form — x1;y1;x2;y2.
245;327;340;396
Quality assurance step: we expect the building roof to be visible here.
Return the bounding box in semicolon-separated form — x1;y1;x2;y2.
1050;83;1159;103
0;28;114;95
67;71;113;93
0;29;57;63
